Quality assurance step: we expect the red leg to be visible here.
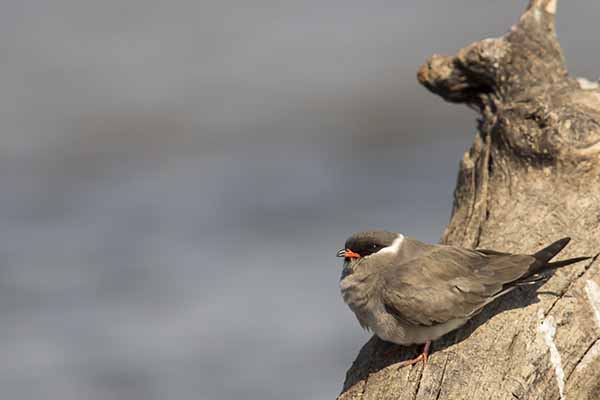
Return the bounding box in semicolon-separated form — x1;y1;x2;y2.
397;341;431;368
422;340;431;364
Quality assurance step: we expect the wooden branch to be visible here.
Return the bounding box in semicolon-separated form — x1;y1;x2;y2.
338;1;600;399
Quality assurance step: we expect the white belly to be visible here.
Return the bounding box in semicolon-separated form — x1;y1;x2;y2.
355;301;468;345
395;317;468;345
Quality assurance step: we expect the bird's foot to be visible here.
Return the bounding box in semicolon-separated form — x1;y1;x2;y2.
397;340;430;368
397;353;427;368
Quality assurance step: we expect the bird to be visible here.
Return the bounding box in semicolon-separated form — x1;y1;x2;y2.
337;230;591;367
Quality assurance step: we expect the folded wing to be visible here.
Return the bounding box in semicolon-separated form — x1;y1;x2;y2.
380;245;535;326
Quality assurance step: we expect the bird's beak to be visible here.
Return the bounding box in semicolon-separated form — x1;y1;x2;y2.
336;248;361;259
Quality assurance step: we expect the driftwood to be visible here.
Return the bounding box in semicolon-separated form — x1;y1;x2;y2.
338;1;600;399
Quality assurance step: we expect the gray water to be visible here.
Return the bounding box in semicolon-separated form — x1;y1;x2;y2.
2;1;599;399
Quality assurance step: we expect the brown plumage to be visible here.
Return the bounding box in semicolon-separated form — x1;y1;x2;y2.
338;231;590;367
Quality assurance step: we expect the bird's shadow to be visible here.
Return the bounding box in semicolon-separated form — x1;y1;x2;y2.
341;281;554;393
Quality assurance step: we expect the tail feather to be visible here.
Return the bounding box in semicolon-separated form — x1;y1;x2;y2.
518;237;591;283
518;237;592;284
534;237;571;263
517;256;592;285
546;256;592;270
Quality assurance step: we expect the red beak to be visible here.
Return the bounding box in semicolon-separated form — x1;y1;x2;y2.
336;248;361;259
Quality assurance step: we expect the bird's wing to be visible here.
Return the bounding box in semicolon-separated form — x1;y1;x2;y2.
380;245;535;326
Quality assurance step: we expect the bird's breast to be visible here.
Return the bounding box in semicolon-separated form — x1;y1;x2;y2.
339;274;370;309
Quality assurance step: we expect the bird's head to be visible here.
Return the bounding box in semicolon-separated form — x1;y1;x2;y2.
337;231;400;275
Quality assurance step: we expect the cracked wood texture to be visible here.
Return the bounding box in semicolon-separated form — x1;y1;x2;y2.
338;1;600;399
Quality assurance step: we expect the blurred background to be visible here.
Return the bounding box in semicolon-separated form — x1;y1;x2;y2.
2;1;599;399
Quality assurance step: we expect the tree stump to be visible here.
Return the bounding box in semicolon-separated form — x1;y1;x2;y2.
338;1;600;399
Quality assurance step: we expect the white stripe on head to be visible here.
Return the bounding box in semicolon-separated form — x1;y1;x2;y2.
378;233;405;255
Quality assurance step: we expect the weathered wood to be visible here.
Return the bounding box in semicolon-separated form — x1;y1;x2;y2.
338;1;600;399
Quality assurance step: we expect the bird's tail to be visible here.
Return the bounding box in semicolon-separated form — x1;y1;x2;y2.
533;237;572;264
521;237;592;282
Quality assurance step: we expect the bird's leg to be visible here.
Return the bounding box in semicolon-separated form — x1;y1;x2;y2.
397;341;431;368
422;340;430;363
